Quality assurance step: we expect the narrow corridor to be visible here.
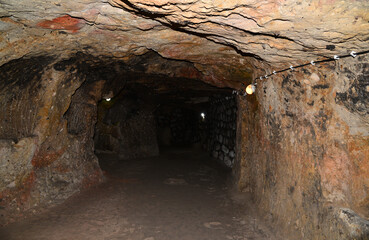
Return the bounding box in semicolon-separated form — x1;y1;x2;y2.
0;149;279;240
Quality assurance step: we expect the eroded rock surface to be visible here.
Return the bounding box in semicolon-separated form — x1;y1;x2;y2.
0;56;104;225
1;0;368;77
235;54;369;239
0;0;368;239
111;0;369;65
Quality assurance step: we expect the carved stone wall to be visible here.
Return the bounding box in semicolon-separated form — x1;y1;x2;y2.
234;55;369;239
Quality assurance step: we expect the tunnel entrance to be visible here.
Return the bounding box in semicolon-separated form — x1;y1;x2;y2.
93;81;237;170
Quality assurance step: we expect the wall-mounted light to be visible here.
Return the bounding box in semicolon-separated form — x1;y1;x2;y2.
245;84;256;95
201;112;205;120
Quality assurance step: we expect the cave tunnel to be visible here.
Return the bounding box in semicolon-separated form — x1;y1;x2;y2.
0;1;369;240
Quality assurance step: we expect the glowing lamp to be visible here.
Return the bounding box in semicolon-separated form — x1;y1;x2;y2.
201;112;205;120
245;84;256;95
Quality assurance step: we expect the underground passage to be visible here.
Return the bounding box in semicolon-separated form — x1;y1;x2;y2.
0;1;368;239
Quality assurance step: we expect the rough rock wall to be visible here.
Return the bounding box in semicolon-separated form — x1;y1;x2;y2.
0;56;105;224
234;55;369;239
95;93;159;159
111;0;369;65
205;96;237;168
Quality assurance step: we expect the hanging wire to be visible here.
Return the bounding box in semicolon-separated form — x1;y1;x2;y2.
232;49;369;96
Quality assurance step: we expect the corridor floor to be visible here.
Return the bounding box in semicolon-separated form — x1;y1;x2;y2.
0;148;280;240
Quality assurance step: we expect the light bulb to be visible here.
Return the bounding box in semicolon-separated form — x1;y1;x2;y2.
105;98;111;102
245;84;255;95
200;112;205;120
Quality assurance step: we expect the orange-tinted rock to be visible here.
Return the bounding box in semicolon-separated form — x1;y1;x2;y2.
37;15;84;33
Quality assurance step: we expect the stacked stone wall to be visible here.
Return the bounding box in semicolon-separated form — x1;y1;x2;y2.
205;96;237;168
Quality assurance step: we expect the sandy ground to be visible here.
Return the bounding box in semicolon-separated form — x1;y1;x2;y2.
0;148;281;240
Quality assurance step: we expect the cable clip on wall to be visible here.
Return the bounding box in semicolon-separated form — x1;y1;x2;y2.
233;50;369;95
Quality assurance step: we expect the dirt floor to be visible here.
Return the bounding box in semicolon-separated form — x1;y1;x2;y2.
0;148;282;240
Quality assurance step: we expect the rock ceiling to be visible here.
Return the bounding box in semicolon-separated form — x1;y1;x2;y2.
1;0;368;88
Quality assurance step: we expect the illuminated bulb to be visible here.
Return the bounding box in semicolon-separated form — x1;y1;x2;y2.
245;84;256;95
105;98;111;102
201;112;205;120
